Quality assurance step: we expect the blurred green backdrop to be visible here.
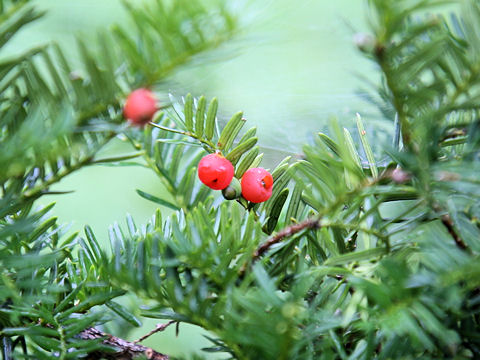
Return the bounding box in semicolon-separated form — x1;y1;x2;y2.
4;0;380;357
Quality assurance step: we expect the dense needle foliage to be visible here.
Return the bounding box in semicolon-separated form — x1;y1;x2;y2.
1;0;480;359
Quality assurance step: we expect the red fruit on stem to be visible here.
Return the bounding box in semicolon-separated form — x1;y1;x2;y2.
241;168;273;203
123;88;157;126
198;153;234;190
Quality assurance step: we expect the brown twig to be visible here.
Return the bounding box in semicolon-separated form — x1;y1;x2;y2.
79;327;169;360
440;213;467;250
253;218;322;259
240;218;321;276
432;203;468;250
134;321;176;344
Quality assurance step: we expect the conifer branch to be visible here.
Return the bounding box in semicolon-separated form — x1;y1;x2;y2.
376;48;412;147
16;132;116;206
439;213;468;250
252;218;322;260
79;327;169;360
239;218;322;276
431;203;468;250
133;321;176;344
149;122;216;151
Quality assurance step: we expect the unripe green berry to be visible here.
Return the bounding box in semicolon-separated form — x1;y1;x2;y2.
222;177;241;200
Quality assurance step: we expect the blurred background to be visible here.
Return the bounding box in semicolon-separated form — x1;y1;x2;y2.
3;0;384;357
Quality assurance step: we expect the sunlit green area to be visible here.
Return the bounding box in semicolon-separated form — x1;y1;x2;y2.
6;0;380;357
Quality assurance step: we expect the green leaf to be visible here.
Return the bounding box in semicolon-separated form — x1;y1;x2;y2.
324;247;386;266
106;300;142;327
238;126;257;144
252;264;280;305
343;127;364;188
225;137;258;165
285;183;302;223
63;313;103;339
318;132;340;156
41;50;67;97
250;153;264;170
154;208;162;230
356;113;378;178
265;169;292;213
195;95;206;138
84;225;103;263
30;335;60;350
59;232;79;249
157;138;203;146
184;93;194;131
224;119;246;151
140;309;191;323
168;144;185;180
205;97;218;140
264;188;289;234
271;157;291;182
343;128;362;168
330;329;348;360
27;216;57;243
217;111;243;150
126;213;138;237
178;167;197;205
136;189;180;210
393;113;401;149
59;290;126;320
91;151;145;164
54;283;85;314
0;4;44;49
235;146;260;178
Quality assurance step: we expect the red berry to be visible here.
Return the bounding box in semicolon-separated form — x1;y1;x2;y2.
198;153;234;190
241;168;273;203
123;88;157;126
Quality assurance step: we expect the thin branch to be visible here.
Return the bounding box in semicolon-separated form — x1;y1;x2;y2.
238;218;322;277
17;132;116;209
440;213;467;250
133;321;176;344
432;203;468;250
148;121;216;151
239;179;388;277
79;327;168;360
253;218;322;260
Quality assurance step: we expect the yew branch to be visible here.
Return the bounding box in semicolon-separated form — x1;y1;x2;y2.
79;327;169;360
239;218;321;277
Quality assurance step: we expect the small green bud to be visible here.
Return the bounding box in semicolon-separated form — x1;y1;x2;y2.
221;177;241;200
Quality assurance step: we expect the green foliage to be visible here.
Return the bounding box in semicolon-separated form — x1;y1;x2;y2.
1;0;480;359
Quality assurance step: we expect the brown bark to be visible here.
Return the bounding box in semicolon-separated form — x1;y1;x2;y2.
79;327;169;360
440;213;467;250
239;218;321;276
252;218;321;260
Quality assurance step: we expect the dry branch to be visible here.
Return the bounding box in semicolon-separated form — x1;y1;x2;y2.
79;327;169;360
